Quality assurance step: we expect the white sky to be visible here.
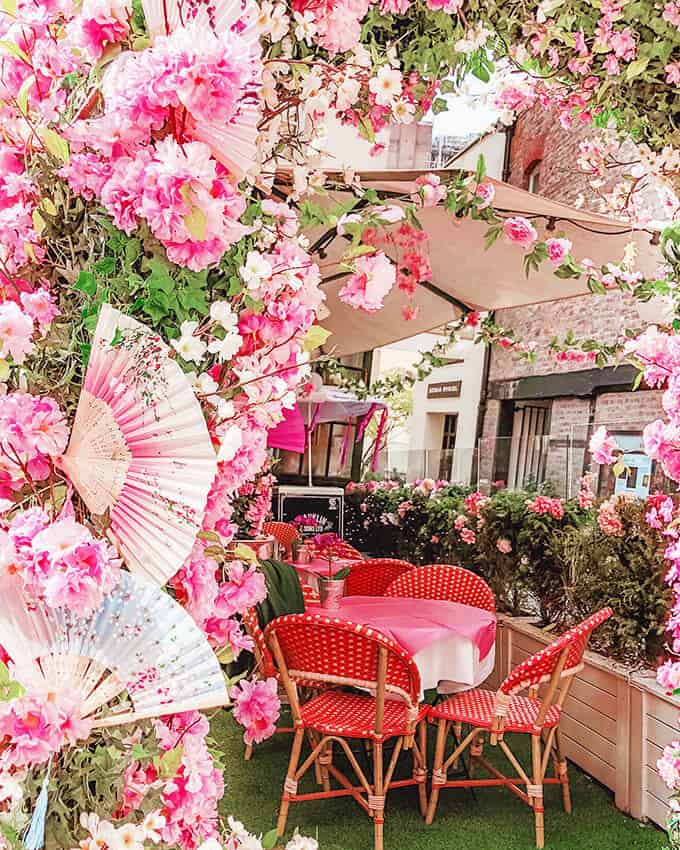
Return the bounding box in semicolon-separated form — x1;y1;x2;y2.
429;77;501;139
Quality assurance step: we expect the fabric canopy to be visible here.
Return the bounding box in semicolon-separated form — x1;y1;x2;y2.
266;386;387;454
282;169;664;356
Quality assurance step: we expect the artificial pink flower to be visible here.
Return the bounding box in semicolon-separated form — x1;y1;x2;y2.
339;252;396;313
589;425;620;464
230;677;280;745
545;237;572;266
503;216;538;250
0;301;35;364
475;181;495;208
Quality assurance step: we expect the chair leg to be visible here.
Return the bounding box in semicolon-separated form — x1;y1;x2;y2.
373;740;385;850
244;743;253;761
277;728;304;838
531;734;545;849
319;741;333;792
425;719;448;825
554;728;572;814
416;721;428;817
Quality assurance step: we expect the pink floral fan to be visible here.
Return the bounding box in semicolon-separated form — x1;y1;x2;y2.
60;304;217;586
0;570;228;727
140;0;262;181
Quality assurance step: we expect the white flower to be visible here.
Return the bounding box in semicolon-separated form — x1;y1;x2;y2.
286;835;319;850
217;424;243;462
197;840;223;850
255;0;288;40
335;75;361;111
374;204;405;223
393;98;415;123
171;321;207;364
189;371;219;397
208;332;242;362
369;65;403;106
239;251;273;290
111;823;146;850
141;812;166;844
216;398;235;420
210;301;238;332
293;10;316;43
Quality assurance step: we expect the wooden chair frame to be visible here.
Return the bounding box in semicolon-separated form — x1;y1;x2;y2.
268;621;429;850
426;649;578;848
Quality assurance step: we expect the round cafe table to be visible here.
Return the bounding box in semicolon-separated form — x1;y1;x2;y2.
308;595;497;696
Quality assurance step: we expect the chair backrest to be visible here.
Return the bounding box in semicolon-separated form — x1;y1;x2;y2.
500;608;613;697
266;613;421;726
346;558;414;597
241;608;278;679
384;564;496;612
263;521;300;558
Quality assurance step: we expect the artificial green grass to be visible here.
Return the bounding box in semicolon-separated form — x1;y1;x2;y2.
213;712;667;850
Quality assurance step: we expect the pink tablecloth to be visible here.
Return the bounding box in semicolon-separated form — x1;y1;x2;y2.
308;595;497;694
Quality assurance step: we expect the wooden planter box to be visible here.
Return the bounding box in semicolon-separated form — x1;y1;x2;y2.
490;616;680;830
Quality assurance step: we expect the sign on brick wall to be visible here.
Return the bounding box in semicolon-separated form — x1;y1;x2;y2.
427;380;462;399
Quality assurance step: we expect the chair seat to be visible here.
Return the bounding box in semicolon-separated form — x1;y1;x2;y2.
299;690;428;739
430;688;561;733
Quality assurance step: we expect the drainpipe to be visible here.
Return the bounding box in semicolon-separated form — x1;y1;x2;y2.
502;124;515;183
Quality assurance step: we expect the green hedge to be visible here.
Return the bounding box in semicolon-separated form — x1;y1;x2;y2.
344;481;671;667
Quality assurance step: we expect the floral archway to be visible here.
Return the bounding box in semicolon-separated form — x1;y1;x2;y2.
0;0;678;847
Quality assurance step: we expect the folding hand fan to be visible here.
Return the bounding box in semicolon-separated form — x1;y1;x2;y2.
141;0;261;180
0;570;228;726
60;304;217;586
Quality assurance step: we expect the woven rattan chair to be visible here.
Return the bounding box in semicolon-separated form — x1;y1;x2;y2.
263;521;300;559
345;558;414;597
385;564;496;612
425;608;613;848
266;612;429;850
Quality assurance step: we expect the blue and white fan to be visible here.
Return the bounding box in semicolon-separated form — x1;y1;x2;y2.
0;570;228;727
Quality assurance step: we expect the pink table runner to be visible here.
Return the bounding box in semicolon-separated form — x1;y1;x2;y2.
309;595;496;661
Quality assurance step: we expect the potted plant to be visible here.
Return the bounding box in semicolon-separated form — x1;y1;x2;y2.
314;533;351;609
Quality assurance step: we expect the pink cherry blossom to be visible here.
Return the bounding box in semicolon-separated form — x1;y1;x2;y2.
545;237;572;266
589;425;620;464
0;301;35;364
230;677;280;745
339;252;396;313
503;216;538;250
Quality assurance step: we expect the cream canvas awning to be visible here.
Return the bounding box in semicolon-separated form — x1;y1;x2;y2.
284;169;664;356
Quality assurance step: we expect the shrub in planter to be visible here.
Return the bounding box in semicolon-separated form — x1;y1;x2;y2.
554;495;671;666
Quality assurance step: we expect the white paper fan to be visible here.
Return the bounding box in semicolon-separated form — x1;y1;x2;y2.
0;570;228;727
60;305;217;586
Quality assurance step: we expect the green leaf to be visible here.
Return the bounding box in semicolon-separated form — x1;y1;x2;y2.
94;256;116;275
233;543;258;562
131;743;149;760
159;745;183;779
303;325;331;352
431;97;448;114
216;643;235;664
262;828;279;850
75;271;97;296
184;205;208;241
110;328;124;347
38;127;70;163
612;459;626;478
16;73;34;115
1;0;17;15
0;39;30;64
625;56;649;81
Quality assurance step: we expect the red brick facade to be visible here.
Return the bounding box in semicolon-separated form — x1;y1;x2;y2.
479;106;665;496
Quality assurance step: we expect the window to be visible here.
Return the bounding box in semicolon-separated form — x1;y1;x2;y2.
438;414;458;480
506;402;551;489
527;161;542;194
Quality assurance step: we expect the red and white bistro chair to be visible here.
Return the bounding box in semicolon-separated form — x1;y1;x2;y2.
263;521;300;559
306;538;363;561
385;564;496;613
345;558;414;597
266;613;430;850
425;607;613;848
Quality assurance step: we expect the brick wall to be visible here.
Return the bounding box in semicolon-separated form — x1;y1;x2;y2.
479;106;666;491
